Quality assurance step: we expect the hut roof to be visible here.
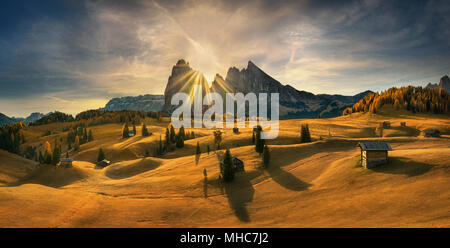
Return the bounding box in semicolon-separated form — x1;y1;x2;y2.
60;158;73;162
358;141;392;151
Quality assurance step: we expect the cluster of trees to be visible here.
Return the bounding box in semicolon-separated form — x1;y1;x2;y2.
343;86;450;115
0;122;26;154
38;140;62;165
154;124;195;156
29;109;164;127
29;112;74;126
67;124;93;151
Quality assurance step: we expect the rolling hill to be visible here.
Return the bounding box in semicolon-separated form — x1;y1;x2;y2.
0;109;448;227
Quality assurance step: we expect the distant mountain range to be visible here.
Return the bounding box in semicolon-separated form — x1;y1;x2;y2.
0;112;46;126
102;94;164;112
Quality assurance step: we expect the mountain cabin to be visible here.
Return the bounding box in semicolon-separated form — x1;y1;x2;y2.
358;141;392;169
60;158;73;167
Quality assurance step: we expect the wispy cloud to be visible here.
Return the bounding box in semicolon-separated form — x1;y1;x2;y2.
0;0;449;116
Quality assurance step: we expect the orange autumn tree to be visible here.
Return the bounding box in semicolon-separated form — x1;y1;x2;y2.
343;86;450;115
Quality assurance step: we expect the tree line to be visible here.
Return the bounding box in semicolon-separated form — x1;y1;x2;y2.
343;86;450;115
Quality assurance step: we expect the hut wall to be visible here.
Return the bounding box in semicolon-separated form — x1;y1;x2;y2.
365;150;388;168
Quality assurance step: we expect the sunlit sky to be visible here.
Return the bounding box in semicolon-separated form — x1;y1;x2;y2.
1;0;449;117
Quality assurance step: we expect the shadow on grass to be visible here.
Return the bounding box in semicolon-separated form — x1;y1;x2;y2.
267;165;311;191
224;172;255;222
370;156;433;177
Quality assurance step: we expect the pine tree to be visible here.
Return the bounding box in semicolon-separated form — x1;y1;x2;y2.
158;135;163;155
180;126;186;140
88;129;94;142
252;131;255;144
255;128;265;154
142;123;149;136
122;123;130;138
52;143;61;165
97;148;105;162
263;145;270;168
133;124;137;135
207;144;210;155
196;141;201;155
221;149;235;182
213;130;222;150
176;133;184;148
300;124;311;143
203;168;207;179
74;135;80;151
169;124;176;143
83;128;88;144
39;150;44;164
165;128;170;145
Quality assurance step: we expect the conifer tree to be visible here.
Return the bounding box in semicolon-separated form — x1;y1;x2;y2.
133;124;136;135
169;124;176;143
142;123;149;136
207;144;210;155
300;124;311;143
213;130;222;150
176;133;184;148
165;128;170;145
52;143;61;165
180;126;186;140
122;123;130;138
88;129;94;142
254;128;264;154
196;141;201;155
74;135;80;151
39;150;44;164
252;131;255;144
221;149;235;182
97;148;105;162
263;145;270;168
83;128;88;143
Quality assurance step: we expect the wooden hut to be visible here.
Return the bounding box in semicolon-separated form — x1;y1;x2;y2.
233;128;239;134
423;128;440;137
400;122;406;127
97;159;111;167
358;141;392;169
380;121;391;128
60;158;73;167
220;156;245;172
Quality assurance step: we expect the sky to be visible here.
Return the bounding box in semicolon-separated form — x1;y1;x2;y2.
0;0;449;117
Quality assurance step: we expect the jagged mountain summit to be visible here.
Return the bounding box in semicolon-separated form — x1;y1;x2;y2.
210;60;372;118
162;59;209;113
426;75;450;93
103;94;164;112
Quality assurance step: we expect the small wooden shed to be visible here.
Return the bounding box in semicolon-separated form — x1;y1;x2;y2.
220;156;244;172
358;141;392;169
97;159;111;167
400;122;406;127
380;121;391;128
60;158;73;167
423;128;440;137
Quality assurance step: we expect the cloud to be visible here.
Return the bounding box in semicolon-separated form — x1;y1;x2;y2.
0;0;449;116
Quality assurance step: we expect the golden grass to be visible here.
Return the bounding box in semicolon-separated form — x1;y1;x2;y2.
0;109;449;227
